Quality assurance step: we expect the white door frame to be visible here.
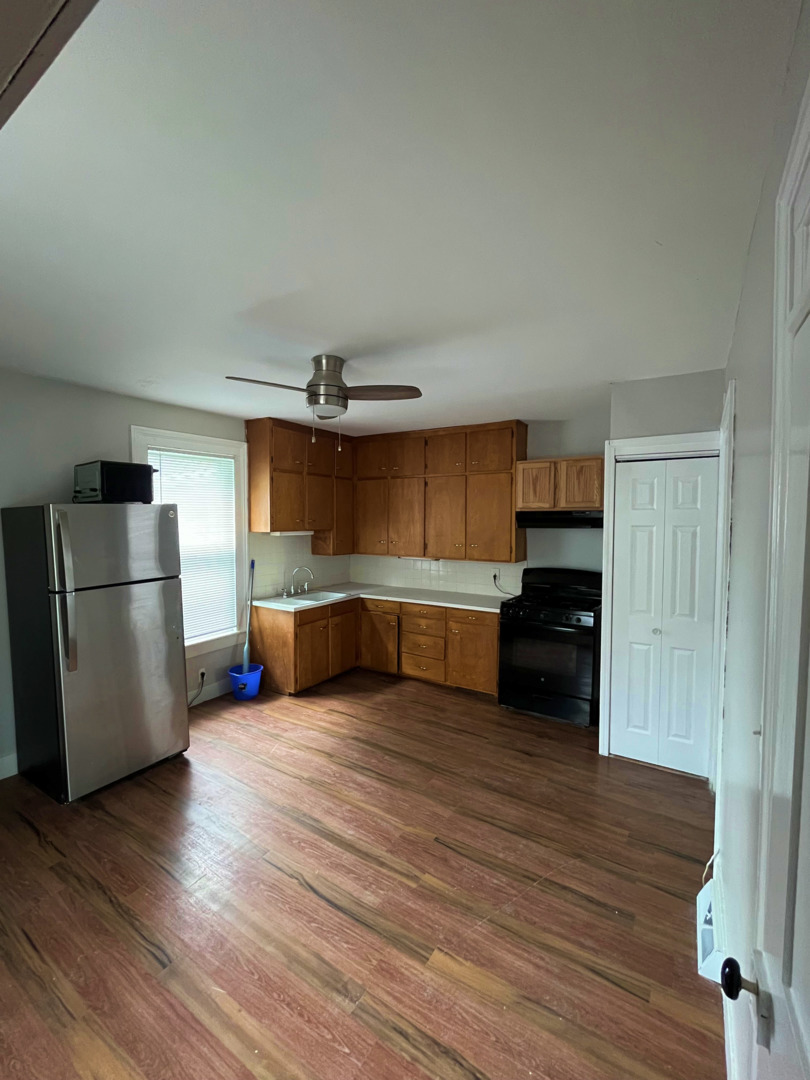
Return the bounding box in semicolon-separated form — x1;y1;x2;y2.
599;429;725;771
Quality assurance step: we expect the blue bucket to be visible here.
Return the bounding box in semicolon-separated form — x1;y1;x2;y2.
228;663;263;701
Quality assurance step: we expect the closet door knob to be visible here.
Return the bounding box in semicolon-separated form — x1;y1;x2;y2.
652;627;661;635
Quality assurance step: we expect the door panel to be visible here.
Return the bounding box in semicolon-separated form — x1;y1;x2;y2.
388;477;425;557
426;433;466;475
306;436;335;476
355;479;388;554
467;428;512;472
329;612;357;676
557;458;604;509
516;461;555;510
305;475;334;531
55;578;188;800
658;457;718;775
334;441;353;478
359;612;398;673
47;504;180;590
446;622;498;694
334;477;354;555
273;426;307;471
466;473;512;561
355;440;389;478
425;475;465;558
389;438;425;476
610;461;666;766
272;472;306;531
297;618;330;689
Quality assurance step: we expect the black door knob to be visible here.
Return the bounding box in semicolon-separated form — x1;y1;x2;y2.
721;957;758;1000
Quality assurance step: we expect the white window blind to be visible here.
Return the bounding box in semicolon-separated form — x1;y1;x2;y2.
148;448;238;642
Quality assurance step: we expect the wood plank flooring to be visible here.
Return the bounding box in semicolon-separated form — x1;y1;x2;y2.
0;670;724;1079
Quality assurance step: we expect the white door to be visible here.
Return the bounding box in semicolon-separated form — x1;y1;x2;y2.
610;456;718;776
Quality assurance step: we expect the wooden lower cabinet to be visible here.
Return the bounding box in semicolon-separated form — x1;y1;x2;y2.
329;611;357;676
297;617;330;690
446;619;499;695
359;611;399;673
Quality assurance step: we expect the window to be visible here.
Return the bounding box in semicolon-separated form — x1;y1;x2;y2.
131;427;247;651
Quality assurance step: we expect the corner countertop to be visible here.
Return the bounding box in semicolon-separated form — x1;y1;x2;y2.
252;581;505;614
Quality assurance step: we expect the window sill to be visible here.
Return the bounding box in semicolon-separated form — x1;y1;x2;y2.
185;630;246;658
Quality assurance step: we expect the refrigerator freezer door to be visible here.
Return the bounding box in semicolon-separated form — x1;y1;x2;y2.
46;503;180;591
52;576;189;800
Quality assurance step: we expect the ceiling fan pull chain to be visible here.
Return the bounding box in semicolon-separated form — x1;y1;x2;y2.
311;405;316;443
337;413;342;452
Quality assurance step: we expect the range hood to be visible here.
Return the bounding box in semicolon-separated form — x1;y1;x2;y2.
516;510;603;529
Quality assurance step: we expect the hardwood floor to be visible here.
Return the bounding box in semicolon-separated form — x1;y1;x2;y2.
0;670;724;1079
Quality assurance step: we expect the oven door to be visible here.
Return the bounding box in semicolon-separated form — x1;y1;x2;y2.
498;618;595;718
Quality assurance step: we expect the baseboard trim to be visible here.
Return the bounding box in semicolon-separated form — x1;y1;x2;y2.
0;753;18;780
189;675;231;707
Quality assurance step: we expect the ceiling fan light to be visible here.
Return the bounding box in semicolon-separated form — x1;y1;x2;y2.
316;405;345;419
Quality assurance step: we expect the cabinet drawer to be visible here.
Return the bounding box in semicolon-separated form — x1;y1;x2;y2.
401;602;446;619
400;652;445;683
361;598;401;613
401;631;445;660
401;614;445;636
329;598;359;617
445;608;499;626
297;605;333;626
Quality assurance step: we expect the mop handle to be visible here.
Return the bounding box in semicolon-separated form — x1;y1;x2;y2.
242;559;255;674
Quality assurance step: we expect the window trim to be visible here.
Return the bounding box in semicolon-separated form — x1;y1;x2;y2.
130;426;248;650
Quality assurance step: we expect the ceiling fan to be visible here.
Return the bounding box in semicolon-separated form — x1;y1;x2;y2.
227;354;421;420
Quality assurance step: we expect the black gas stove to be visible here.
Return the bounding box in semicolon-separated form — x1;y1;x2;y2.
498;568;603;726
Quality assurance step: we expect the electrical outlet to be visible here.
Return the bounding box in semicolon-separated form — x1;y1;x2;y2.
492;568;501;583
198;667;206;682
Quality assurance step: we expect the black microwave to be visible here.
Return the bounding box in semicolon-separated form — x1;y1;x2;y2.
73;460;155;503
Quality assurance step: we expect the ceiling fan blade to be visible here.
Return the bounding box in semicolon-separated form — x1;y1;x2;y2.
226;376;307;392
345;384;422;401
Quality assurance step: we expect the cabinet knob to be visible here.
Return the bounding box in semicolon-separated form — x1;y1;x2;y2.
389;621;396;626
390;540;398;545
468;616;477;621
419;610;428;614
451;629;459;634
455;461;463;466
294;459;303;464
391;466;400;471
320;625;326;631
454;543;463;548
419;644;428;649
469;544;479;548
419;666;427;671
471;460;480;464
380;466;388;471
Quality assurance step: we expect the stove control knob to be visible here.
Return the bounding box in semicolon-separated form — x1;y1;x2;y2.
575;617;581;624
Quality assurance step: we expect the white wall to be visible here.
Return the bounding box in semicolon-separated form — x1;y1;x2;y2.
249;533;351;597
525;393;610;573
610;369;726;439
0;366;245;778
716;7;810;1071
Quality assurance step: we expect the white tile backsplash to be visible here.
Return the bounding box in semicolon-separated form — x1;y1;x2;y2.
249;533;351;598
348;555;525;597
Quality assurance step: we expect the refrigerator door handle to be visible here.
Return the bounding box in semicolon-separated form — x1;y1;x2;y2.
60;592;78;672
55;510;75;593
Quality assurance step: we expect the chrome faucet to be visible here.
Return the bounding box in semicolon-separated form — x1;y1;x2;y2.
291;566;314;595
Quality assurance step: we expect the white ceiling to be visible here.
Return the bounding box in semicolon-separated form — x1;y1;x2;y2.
0;0;799;433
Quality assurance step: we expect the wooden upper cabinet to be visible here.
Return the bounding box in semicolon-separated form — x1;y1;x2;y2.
297;617;330;690
556;457;604;509
425;475;466;558
272;472;306;531
333;477;354;555
306;435;335;476
306;474;333;531
246;418;271;532
274;426;308;472
359;611;399;673
516;460;556;510
467;428;513;472
446;620;499;695
426;432;466;475
355;440;389;478
388;477;425;557
466;473;513;561
388;437;425;476
355;478;389;554
334;441;353;478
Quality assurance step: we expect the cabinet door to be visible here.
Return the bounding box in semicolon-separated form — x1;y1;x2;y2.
359;612;398;673
306;474;334;531
468;428;513;472
388;477;425;557
297;617;330;690
272;472;306;531
355;440;389;478
274;426;307;472
556;457;604;509
466;473;512;561
246;418;271;532
306;436;335;476
516;461;555;510
334;441;354;478
334;477;354;555
425;475;466;558
426;432;466;475
389;437;425;477
329;612;357;676
355;479;389;554
446;621;499;694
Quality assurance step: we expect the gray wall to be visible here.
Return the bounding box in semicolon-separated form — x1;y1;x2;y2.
525;391;610;573
610;369;726;439
0;366;245;777
717;6;810;1069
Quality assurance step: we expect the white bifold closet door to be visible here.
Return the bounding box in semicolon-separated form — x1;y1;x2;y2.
610;456;718;776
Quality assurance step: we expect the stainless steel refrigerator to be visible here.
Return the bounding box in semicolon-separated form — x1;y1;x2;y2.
2;503;189;802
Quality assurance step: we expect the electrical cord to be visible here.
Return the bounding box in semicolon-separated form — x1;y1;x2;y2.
493;572;518;596
188;670;206;707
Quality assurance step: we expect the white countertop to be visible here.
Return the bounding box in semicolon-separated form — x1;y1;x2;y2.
252;581;504;614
